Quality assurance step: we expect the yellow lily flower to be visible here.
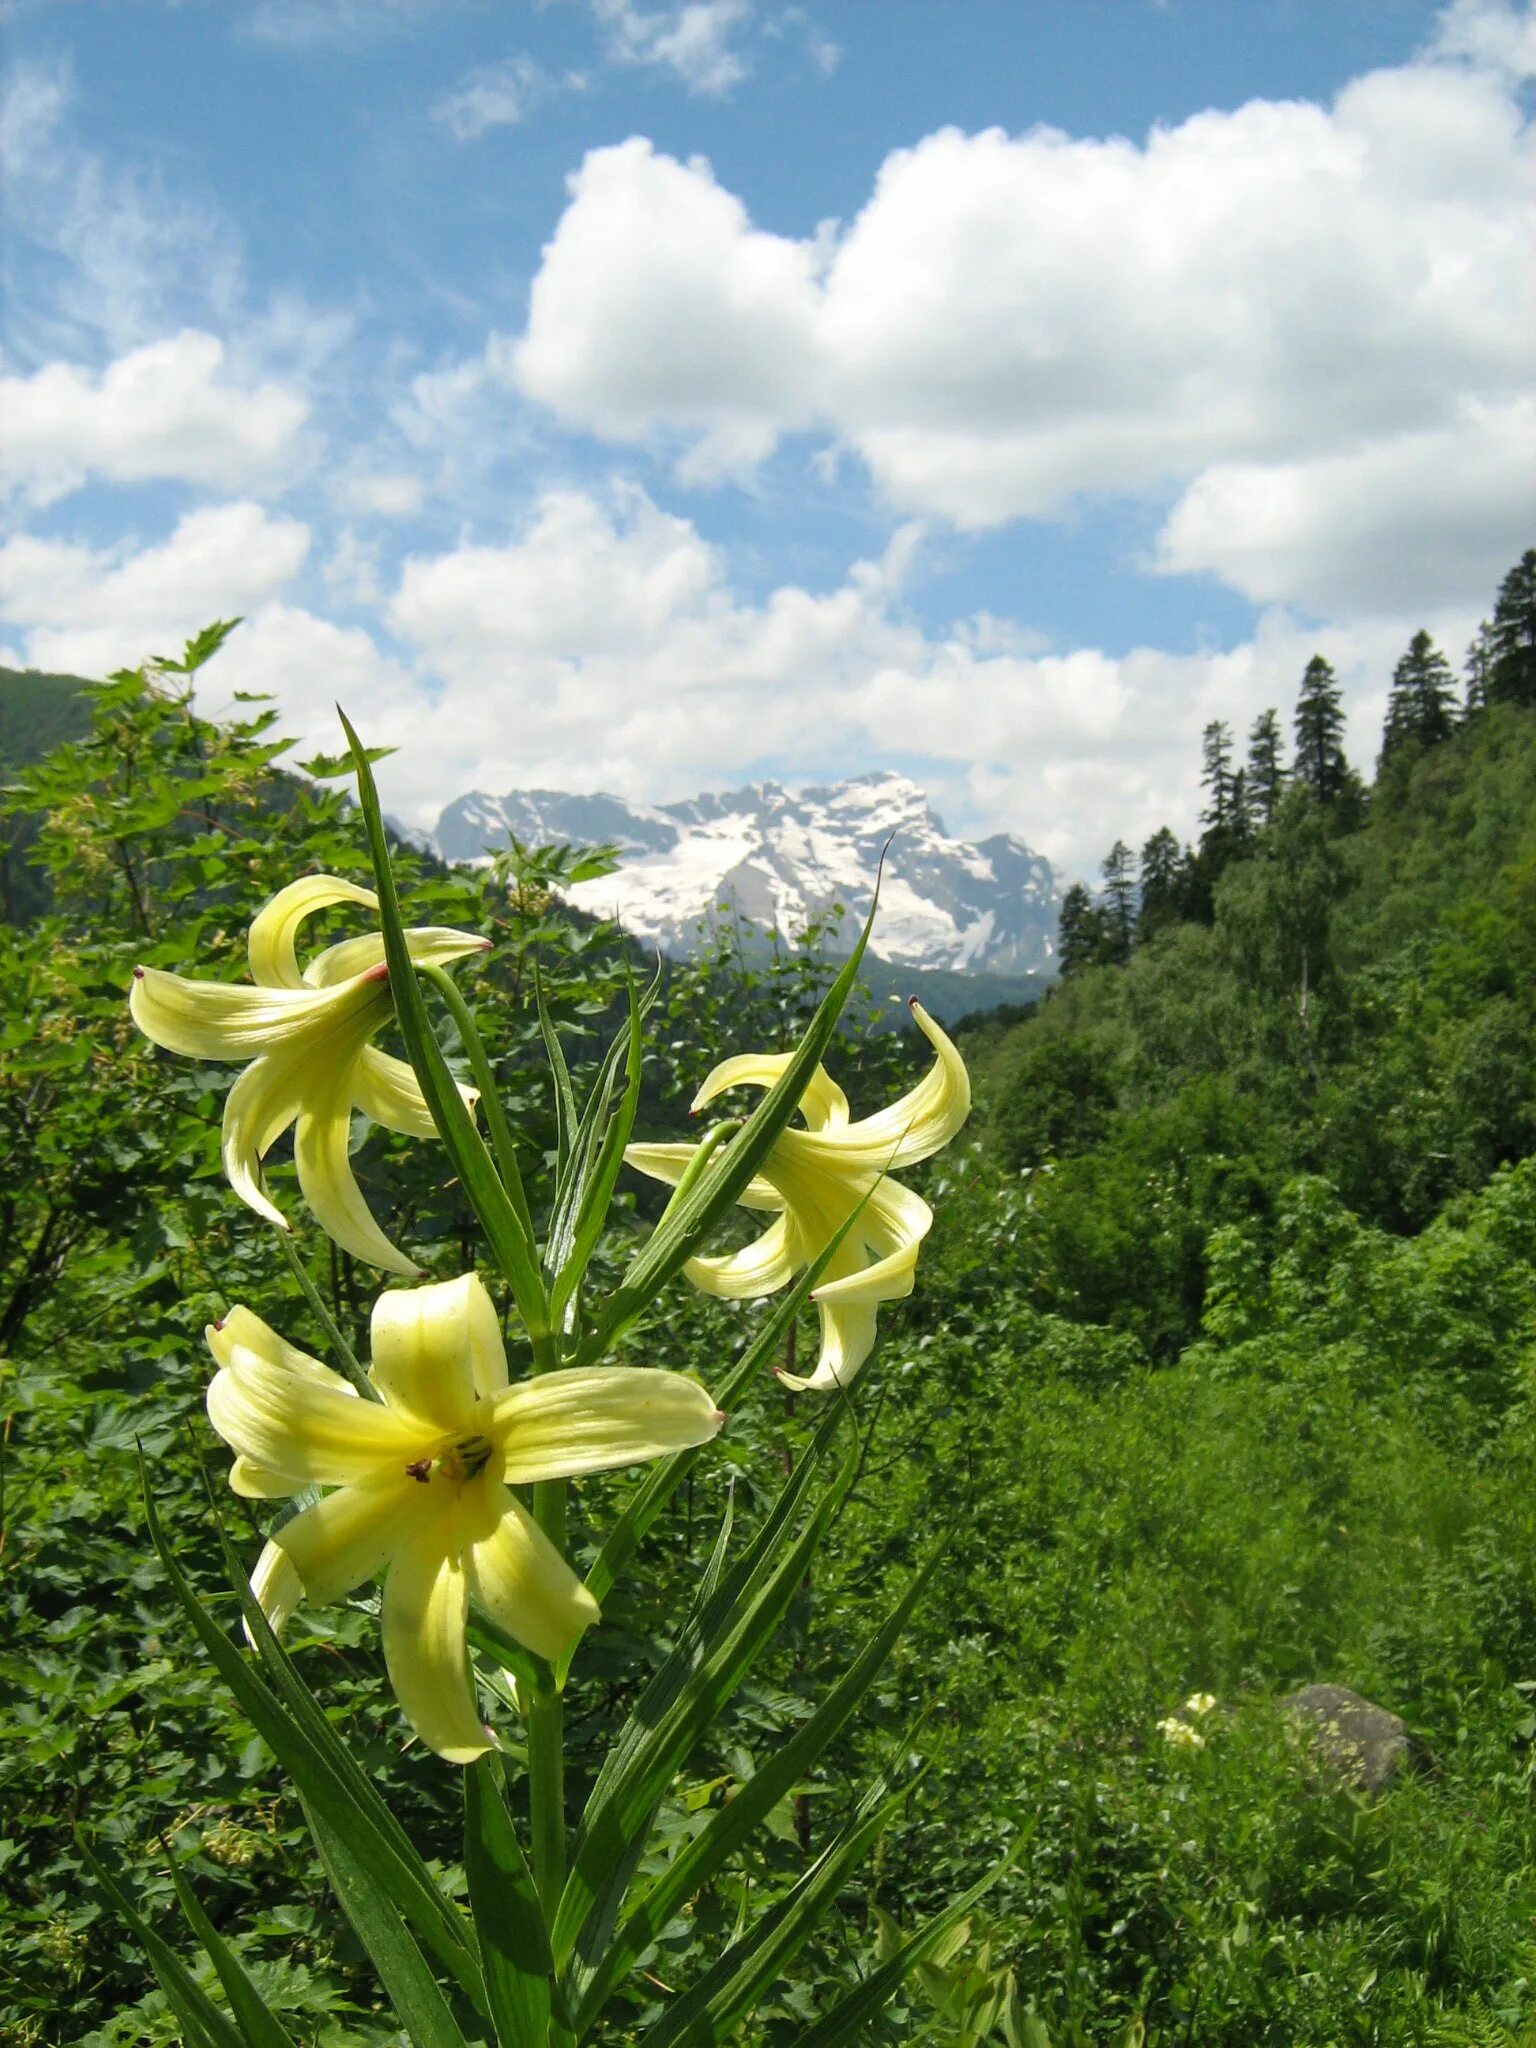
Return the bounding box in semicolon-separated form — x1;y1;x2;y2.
626;1000;970;1393
130;874;488;1274
206;1272;724;1762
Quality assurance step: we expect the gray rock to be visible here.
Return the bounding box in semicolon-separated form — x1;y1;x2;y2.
1280;1684;1429;1796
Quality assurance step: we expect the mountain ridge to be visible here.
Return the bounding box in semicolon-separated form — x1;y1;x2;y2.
432;769;1059;983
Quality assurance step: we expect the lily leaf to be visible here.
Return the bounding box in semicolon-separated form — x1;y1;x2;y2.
547;963;656;1329
141;1464;485;2017
556;1404;856;2006
464;1755;558;2048
783;1837;1027;2048
78;1838;244;2048
166;1859;299;2048
639;1770;918;2048
573;1547;939;2036
341;706;549;1336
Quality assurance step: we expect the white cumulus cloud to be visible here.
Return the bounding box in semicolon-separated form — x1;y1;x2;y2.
1;332;310;505
507;33;1532;614
0;503;311;680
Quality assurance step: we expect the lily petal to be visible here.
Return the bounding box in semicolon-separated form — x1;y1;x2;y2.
305;925;489;989
382;1508;491;1763
624;1141;783;1213
208;1352;423;1486
221;1050;306;1232
249;875;378;990
812;1180;932;1305
352;1045;437;1139
779;1297;881;1393
490;1367;723;1485
809;1002;970;1172
131;968;349;1061
293;1091;418;1276
251;1540;305;1634
262;1473;420;1609
691;1053;850;1132
369;1272;503;1431
684;1213;798;1300
207;1307;338;1383
303;932;386;988
229;1456;297;1498
465;1481;599;1663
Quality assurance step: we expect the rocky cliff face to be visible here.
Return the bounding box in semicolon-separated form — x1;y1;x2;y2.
432;771;1058;977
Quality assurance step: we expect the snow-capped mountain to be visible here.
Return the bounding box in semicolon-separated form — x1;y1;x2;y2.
432;772;1058;978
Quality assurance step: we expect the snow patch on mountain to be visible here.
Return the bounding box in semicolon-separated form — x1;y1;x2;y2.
431;770;1058;977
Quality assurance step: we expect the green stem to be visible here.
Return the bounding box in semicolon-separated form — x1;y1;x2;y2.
528;1475;569;1927
419;962;538;1249
275;1230;377;1401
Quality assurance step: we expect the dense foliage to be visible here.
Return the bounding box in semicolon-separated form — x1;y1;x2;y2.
4;562;1536;2043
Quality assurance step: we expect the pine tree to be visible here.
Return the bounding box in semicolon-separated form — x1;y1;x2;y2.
1381;630;1457;766
1486;549;1536;709
1200;721;1236;832
1293;656;1352;805
1057;882;1105;977
1198;719;1254;889
1100;839;1135;963
1247;709;1286;827
1463;620;1494;718
1137;825;1185;940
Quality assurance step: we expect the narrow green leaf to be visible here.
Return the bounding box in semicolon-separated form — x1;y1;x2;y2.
573;1551;938;2035
577;891;879;1364
420;961;538;1250
535;964;578;1174
275;1227;375;1400
694;1482;735;1610
166;1860;299;2048
640;1772;917;2048
79;1839;244;2048
341;706;549;1335
543;970;639;1307
211;1517;489;2018
550;964;657;1326
305;1795;477;2048
465;1755;557;2048
143;1467;485;2013
783;1838;1026;2048
557;1410;856;2000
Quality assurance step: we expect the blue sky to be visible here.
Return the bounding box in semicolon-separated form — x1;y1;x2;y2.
1;0;1531;874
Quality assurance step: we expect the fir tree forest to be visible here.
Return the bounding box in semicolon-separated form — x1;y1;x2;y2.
3;545;1536;2048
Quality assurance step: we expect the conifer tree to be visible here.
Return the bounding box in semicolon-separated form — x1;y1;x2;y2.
1463;620;1494;718
1100;839;1135;963
1381;630;1457;765
1057;881;1104;977
1137;825;1185;940
1247;709;1286;827
1293;656;1353;806
1486;549;1536;708
1200;721;1236;832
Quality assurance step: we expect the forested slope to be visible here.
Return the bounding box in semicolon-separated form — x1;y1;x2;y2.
965;547;1536;1355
